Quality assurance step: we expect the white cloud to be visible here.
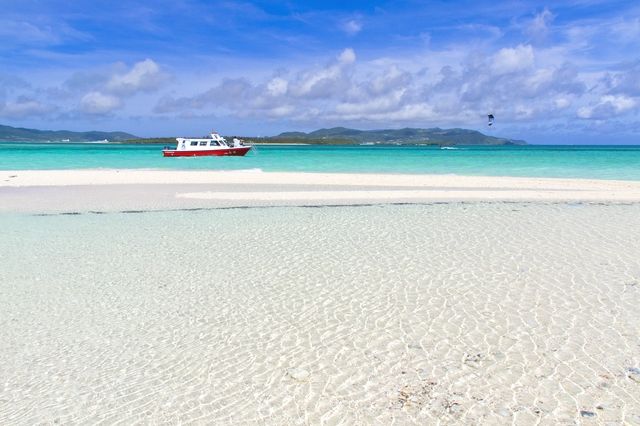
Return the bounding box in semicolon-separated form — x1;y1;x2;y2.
288;49;355;98
366;65;411;96
341;19;362;35
343;103;437;122
267;77;288;96
335;88;406;115
577;95;637;119
154;78;254;113
525;8;554;40
0;97;53;118
267;105;294;117
150;44;598;128
4;25;622;135
576;106;593;119
338;48;356;64
602;95;636;112
51;59;171;116
293;66;342;97
2;0;640;140
107;59;168;95
80;91;122;114
554;97;571;109
524;68;553;91
609;16;640;43
491;45;534;75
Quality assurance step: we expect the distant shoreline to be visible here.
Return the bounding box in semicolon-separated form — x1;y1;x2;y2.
0;124;526;145
0;139;519;146
251;142;310;145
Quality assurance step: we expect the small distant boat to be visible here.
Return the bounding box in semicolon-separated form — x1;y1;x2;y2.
61;139;70;142
162;131;251;157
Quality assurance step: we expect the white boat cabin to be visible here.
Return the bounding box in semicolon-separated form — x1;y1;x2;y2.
174;132;245;151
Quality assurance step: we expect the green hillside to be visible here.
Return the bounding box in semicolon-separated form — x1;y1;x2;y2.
1;124;526;146
270;127;526;145
0;124;137;142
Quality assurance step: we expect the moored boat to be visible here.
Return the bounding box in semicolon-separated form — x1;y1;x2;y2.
162;132;251;157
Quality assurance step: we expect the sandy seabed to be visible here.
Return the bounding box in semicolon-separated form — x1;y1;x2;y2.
1;171;640;424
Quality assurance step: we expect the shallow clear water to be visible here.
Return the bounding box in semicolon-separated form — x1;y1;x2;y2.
1;203;639;424
3;142;640;180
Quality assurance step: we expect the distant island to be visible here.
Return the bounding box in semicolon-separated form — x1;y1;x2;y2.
0;124;525;145
0;124;136;142
257;127;526;146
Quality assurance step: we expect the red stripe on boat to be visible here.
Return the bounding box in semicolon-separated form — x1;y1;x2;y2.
163;147;251;157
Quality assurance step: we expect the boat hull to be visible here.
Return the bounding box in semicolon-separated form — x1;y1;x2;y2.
163;146;251;157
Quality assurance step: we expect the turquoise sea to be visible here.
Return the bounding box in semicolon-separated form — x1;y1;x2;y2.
2;142;640;180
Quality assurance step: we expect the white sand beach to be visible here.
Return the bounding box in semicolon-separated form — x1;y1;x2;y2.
3;169;640;213
1;170;640;424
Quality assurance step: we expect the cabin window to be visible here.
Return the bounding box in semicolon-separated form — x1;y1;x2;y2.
199;141;207;146
190;141;198;146
210;141;219;146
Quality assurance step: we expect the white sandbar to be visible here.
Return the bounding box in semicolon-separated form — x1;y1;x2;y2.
2;169;640;214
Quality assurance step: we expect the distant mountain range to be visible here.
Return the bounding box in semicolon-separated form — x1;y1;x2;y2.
0;123;525;145
274;127;526;145
0;124;137;142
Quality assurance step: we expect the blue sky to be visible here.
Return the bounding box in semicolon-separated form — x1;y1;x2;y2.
1;0;639;143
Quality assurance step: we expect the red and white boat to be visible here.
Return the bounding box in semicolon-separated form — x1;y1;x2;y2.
162;132;251;157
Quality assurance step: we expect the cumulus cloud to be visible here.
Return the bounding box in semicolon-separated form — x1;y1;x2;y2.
335;88;406;116
106;59;168;95
365;65;412;97
554;97;571;109
288;48;355;98
338;48;356;64
154;78;254;114
578;95;637;119
0;96;53;119
267;105;295;118
153;49;359;118
603;95;636;112
291;65;345;98
151;44;610;128
57;59;169;116
7;35;622;133
80;91;122;114
491;44;534;75
3;1;640;139
0;59;167;121
335;103;437;122
267;77;288;96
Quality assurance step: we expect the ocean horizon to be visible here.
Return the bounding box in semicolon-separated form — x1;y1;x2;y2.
3;142;640;181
